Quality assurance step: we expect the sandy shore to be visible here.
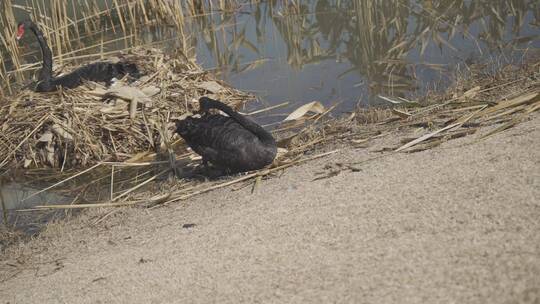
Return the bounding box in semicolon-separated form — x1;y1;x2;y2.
1;113;539;304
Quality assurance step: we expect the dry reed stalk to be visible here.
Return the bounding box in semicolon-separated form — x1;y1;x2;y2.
112;169;169;201
0;185;7;225
243;101;290;116
27;193;171;210
21;162;102;202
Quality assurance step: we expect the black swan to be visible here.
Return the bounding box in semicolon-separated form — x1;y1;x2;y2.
176;97;277;174
16;19;139;92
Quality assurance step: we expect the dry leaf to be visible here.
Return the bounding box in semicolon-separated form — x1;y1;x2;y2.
460;86;481;101
197;81;224;93
276;147;288;159
52;124;74;141
141;86;160;97
24;159;32;168
45;145;55;167
109;85;153;105
391;108;411;118
130;99;138;119
99;105;128;115
38;131;53;143
351;138;369;144
378;95;420;107
87;87;108;97
284;101;325;121
378;95;403;104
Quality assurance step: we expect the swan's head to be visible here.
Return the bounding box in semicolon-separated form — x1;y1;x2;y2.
16;20;33;41
175;117;198;138
199;96;219;113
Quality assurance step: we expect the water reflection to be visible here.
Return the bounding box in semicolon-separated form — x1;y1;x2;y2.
0;182;70;234
187;0;539;113
0;183;67;210
3;0;539;113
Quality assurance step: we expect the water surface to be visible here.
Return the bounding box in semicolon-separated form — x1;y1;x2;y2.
187;1;540;115
1;182;70;234
8;1;540;116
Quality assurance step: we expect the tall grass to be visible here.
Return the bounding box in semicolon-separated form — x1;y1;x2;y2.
179;0;538;97
0;0;538;97
0;0;199;96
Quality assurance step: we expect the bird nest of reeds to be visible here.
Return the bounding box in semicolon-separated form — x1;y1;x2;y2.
0;48;251;171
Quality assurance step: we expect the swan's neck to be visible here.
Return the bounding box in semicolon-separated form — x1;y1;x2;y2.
29;23;53;84
208;100;276;146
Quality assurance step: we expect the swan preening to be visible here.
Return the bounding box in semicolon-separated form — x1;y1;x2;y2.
176;97;277;174
16;19;139;92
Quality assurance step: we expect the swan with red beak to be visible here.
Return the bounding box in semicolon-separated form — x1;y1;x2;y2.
16;19;139;92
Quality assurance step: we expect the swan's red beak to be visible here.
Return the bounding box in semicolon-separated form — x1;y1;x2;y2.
16;25;25;41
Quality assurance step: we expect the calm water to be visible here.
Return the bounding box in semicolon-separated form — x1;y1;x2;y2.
2;0;540;225
185;1;540;115
0;182;70;234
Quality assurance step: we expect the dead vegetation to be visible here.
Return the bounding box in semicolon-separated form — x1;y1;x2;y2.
0;0;539;236
9;56;537;216
0;48;250;170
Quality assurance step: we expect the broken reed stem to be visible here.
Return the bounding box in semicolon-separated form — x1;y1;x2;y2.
101;160;171;167
0;185;8;226
395;122;460;152
243;101;290;116
112;168;170;201
395;104;488;152
26;193;171;210
21;162;102;202
110;165;114;201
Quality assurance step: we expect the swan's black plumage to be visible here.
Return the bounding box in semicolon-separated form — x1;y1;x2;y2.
176;97;277;173
16;19;139;92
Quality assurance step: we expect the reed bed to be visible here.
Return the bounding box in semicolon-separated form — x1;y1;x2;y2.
17;56;539;216
1;56;538;246
0;0;539;233
348;57;540;153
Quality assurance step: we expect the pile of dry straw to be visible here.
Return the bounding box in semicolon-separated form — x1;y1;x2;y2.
0;48;251;171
